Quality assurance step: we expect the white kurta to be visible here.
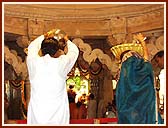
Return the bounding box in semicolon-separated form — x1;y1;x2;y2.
26;35;79;125
159;69;165;107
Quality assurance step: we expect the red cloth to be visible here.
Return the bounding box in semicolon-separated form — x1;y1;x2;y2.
70;118;118;124
16;120;27;124
14;118;118;124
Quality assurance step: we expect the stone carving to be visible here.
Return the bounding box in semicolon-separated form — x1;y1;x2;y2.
110;17;126;34
112;34;126;45
155;35;164;50
16;36;29;48
4;45;28;80
4;4;163;22
28;19;44;36
147;35;164;60
127;10;164;33
107;35;117;47
72;38;113;73
4;16;27;35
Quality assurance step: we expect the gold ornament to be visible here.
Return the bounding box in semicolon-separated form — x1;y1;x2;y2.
111;43;144;60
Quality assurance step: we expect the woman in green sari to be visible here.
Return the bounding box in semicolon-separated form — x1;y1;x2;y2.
112;33;163;124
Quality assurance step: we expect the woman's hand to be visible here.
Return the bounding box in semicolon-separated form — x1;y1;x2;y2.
135;33;145;41
134;33;149;61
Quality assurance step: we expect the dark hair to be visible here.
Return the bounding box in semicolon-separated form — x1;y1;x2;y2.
89;93;95;100
41;38;59;56
120;50;131;61
76;101;82;108
58;38;66;50
68;96;75;103
154;50;164;58
69;85;74;89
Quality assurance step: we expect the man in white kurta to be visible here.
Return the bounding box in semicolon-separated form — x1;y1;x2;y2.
26;32;79;125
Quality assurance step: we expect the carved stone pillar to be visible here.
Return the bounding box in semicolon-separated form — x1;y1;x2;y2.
109;17;127;45
16;36;29;48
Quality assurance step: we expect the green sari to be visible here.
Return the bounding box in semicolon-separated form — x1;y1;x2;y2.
116;53;163;124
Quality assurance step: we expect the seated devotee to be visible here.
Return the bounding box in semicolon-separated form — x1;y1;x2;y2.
105;102;116;118
105;101;117;124
111;33;163;124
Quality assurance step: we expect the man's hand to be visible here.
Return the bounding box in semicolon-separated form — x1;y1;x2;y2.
44;29;67;41
64;35;69;42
